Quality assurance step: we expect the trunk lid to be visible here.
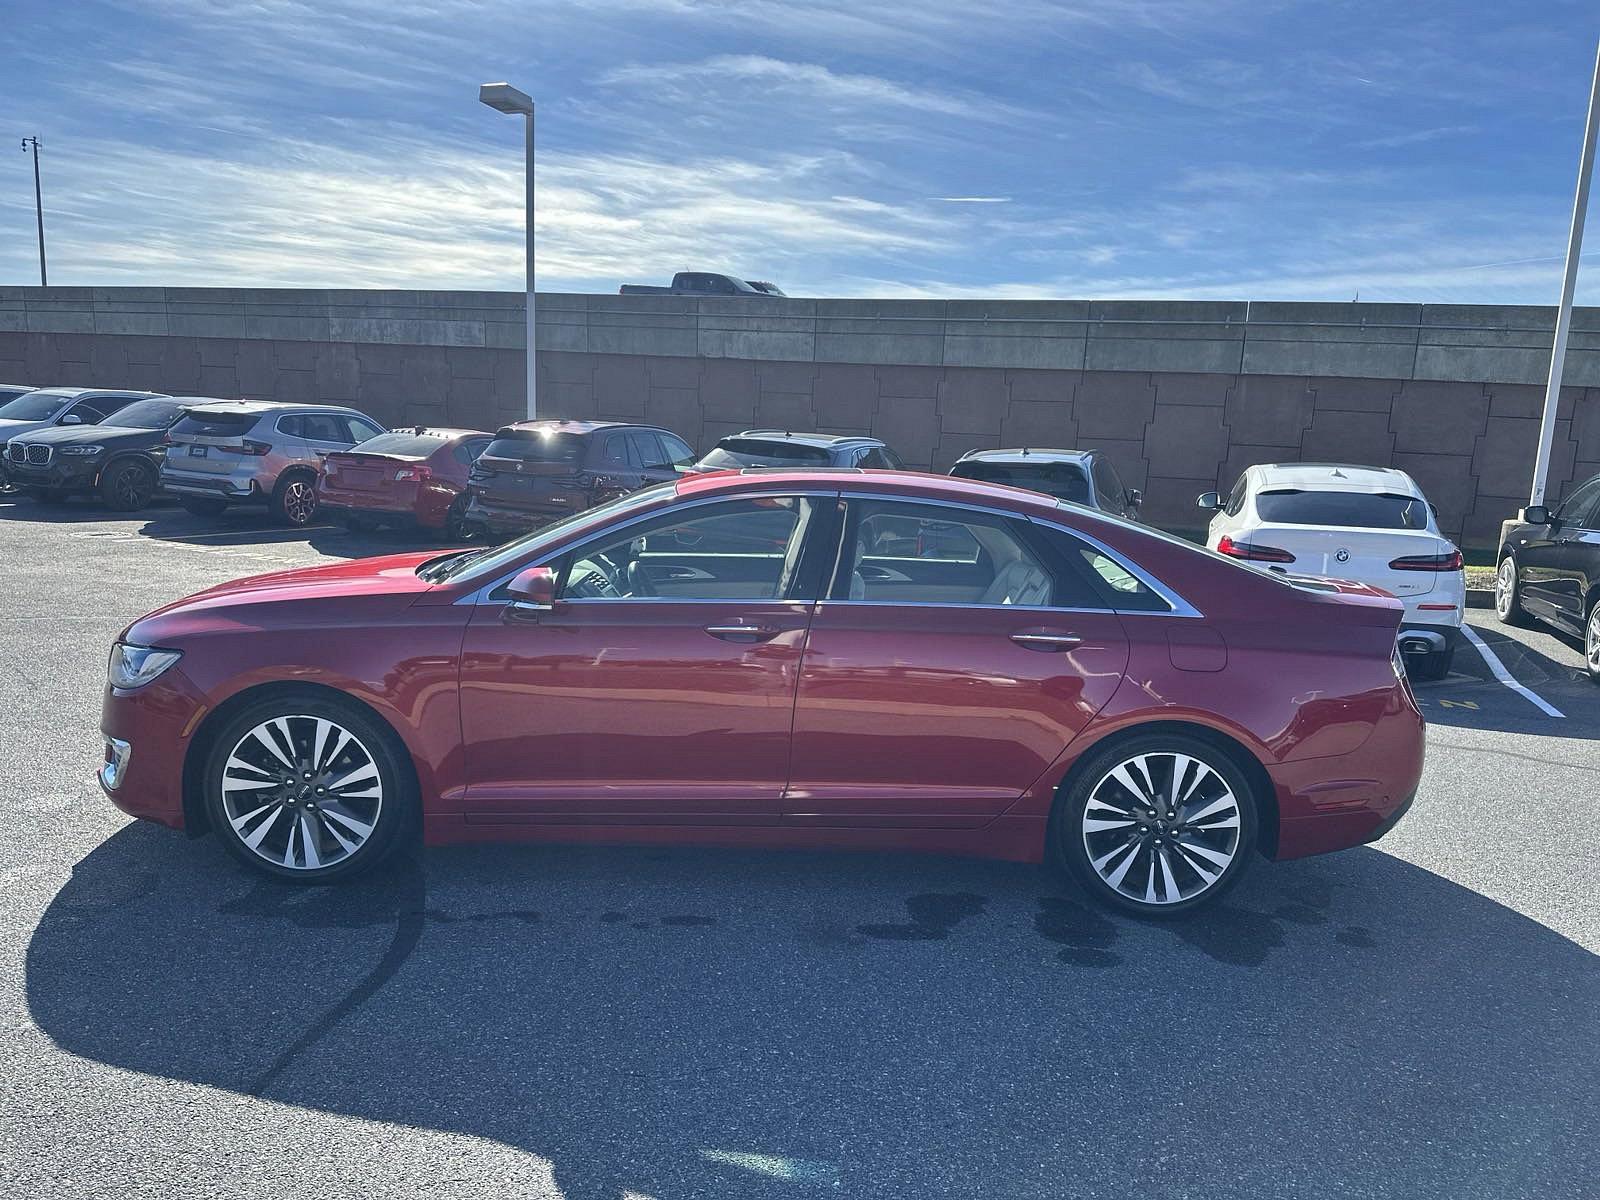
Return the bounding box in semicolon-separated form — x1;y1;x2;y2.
1247;525;1451;598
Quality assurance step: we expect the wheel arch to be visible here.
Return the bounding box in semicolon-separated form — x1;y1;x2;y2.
1046;719;1279;861
180;679;419;837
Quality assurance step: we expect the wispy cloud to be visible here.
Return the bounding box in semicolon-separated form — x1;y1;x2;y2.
1355;124;1479;150
937;196;1012;203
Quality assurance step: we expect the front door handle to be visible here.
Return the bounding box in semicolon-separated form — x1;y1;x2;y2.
1010;631;1081;651
704;623;778;642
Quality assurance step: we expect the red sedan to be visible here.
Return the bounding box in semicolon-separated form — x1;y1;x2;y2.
316;426;492;538
99;470;1423;915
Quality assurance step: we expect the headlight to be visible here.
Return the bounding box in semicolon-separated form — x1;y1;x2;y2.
59;445;104;456
108;643;183;690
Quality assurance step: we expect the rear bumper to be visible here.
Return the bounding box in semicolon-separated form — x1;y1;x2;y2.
319;482;457;528
465;493;576;533
1268;687;1426;860
160;468;263;502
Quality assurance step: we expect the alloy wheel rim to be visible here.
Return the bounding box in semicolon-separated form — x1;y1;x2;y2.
1588;607;1600;672
1496;559;1515;617
1081;751;1241;906
284;481;316;525
115;466;147;507
220;715;383;870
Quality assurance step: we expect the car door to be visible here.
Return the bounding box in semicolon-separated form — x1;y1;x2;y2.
588;431;638;503
784;496;1130;828
1520;477;1600;623
1553;480;1600;629
457;493;835;823
296;411;357;465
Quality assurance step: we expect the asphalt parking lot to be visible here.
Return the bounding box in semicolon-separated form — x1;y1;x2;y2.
1;495;1597;1200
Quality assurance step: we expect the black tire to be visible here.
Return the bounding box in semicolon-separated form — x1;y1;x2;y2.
181;496;228;517
271;471;319;527
99;458;157;512
1408;642;1454;682
1495;554;1533;627
443;492;475;542
203;692;417;883
1054;732;1259;918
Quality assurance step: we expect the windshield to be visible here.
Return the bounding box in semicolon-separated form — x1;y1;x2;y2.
483;432;586;464
1255;489;1428;530
102;399;186;430
0;392;70;422
952;461;1090;503
347;431;449;457
429;483;677;585
698;439;831;469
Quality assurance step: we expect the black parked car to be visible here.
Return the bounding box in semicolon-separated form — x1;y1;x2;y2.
948;448;1142;519
5;397;210;511
1496;471;1600;681
688;430;904;472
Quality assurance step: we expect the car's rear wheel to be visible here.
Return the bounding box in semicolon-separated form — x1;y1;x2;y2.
1585;599;1600;684
181;497;228;517
1408;642;1454;682
443;492;475;541
272;472;318;527
1495;556;1533;627
204;695;415;882
1055;733;1258;917
99;458;156;511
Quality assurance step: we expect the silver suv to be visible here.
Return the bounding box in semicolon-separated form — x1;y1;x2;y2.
161;401;386;526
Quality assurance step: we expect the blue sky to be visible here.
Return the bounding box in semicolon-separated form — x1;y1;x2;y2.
5;0;1599;301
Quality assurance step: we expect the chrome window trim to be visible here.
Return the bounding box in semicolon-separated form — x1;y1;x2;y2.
816;600;1117;615
833;490;1202;619
451;489;841;605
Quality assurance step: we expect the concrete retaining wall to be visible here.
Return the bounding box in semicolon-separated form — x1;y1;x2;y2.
4;287;1599;548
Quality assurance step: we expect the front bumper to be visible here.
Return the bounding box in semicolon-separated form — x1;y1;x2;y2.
7;456;102;492
98;672;207;831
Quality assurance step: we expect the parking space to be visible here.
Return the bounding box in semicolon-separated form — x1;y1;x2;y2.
2;501;1597;1199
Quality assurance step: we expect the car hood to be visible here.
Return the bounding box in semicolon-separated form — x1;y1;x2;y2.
123;551;447;643
0;418;58;439
20;423;157;447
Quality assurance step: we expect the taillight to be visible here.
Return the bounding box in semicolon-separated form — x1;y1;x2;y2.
1216;534;1296;563
221;439;271;456
394;464;433;482
1389;549;1463;572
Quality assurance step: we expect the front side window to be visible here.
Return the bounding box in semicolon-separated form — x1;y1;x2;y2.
345;416;385;443
1093;458;1127;507
658;433;695;466
1224;474;1249;517
560;496;816;601
1556;476;1600;529
837;500;1066;607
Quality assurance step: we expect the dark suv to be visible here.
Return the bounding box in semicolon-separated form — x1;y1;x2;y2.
689;430;904;472
5;396;212;511
1496;469;1600;681
949;448;1142;519
465;419;696;536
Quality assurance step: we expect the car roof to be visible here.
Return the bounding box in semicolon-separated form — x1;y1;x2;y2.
677;466;1062;514
183;400;361;416
1253;462;1420;495
725;429;883;448
956;448;1093;466
493;419;642;436
22;387;166;400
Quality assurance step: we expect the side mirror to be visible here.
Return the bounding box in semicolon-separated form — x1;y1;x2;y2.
505;565;556;617
1126;488;1142;507
60;413;83;426
1523;504;1550;526
1196;491;1221;511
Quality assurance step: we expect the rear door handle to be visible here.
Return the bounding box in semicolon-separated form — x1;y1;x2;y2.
704;623;778;642
1009;631;1082;651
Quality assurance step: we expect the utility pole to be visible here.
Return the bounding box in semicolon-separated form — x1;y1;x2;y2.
1529;41;1600;509
21;137;46;286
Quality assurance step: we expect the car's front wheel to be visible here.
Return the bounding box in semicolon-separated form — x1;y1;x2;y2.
99;458;156;511
203;695;415;881
1056;733;1258;917
1586;599;1600;684
1496;555;1532;627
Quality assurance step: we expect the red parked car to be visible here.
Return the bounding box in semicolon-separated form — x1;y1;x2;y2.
316;426;492;539
98;470;1424;915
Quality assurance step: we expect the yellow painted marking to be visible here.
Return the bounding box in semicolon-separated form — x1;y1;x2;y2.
1436;698;1480;710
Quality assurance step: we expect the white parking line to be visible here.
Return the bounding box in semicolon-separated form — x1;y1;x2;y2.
1459;624;1565;718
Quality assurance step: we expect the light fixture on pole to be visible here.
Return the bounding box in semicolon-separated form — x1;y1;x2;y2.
1529;40;1600;511
479;82;537;420
21;136;46;286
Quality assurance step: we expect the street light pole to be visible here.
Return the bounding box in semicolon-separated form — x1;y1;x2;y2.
478;82;537;420
1530;40;1600;509
21;137;46;286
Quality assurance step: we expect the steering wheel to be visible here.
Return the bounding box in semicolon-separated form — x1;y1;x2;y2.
626;558;658;597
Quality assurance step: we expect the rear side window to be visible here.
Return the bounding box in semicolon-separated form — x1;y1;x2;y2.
454;437;492;466
297;413;350;442
173;410;262;438
698;438;831;469
597;433;632;470
1034;525;1172;613
1255;489;1428;530
484;432;587;465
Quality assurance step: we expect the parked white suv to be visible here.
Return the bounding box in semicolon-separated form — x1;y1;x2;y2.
1198;463;1465;679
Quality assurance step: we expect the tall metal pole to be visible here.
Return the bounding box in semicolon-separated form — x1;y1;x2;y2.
22;137;46;286
1530;40;1600;509
524;106;537;420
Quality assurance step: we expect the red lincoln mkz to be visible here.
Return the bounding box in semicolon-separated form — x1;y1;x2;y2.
99;469;1424;915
